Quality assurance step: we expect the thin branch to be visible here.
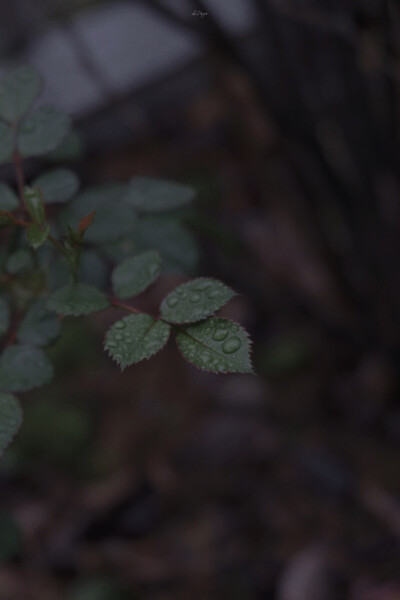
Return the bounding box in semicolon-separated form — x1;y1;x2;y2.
111;299;142;315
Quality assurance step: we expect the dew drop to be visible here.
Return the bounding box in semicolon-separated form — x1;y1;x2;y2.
222;337;241;354
190;293;201;303
167;296;179;307
206;289;221;299
212;328;228;341
191;280;212;292
115;320;126;330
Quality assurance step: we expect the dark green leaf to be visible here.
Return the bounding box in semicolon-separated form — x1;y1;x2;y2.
105;314;170;370
134;216;199;275
6;249;33;274
24;186;45;224
0;345;54;392
175;317;253;374
18;105;71;157
112;250;161;299
33;168;79;204
27;223;49;250
160;278;235;324
0;393;22;456
0;297;10;337
0;183;18;211
61;185;135;244
47;130;84;162
123;177;195;212
17;299;61;346
48;282;109;316
0;122;14;164
0;65;41;123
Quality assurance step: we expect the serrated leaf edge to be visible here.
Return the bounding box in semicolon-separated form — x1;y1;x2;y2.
160;277;237;325
174;317;254;375
104;316;171;371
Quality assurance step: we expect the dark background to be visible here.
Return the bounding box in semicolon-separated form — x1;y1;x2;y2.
1;1;400;598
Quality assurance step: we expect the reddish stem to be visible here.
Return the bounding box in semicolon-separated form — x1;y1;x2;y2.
110;299;142;314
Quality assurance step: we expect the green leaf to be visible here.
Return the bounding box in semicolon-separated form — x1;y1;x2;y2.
123;177;195;212
24;186;45;224
6;249;33;274
112;250;161;299
61;185;135;244
0;122;14;164
47;282;109;316
134;216;199;275
0;65;41;123
0;510;22;560
27;222;49;250
175;317;253;374
0;393;22;456
17;299;61;346
105;314;170;370
0;297;10;337
160;278;235;324
33;168;79;204
18;105;71;157
0;183;18;211
0;345;53;392
47;130;84;162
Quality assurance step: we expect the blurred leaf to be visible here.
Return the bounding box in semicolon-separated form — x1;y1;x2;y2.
47;130;84;162
6;249;33;274
176;317;253;374
0;122;14;164
61;185;135;244
0;510;22;560
17;299;61;346
0;393;23;455
0;296;10;337
105;314;170;370
24;186;45;224
48;282;109;316
0;345;53;392
0;65;41;123
160;277;235;324
46;318;100;374
33;168;79;204
27;223;49;250
112;250;161;299
134;216;199;275
123;176;195;212
0;183;18;211
18;105;71;157
78;250;108;289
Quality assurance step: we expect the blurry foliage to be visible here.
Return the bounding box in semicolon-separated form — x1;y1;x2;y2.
0;65;253;457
